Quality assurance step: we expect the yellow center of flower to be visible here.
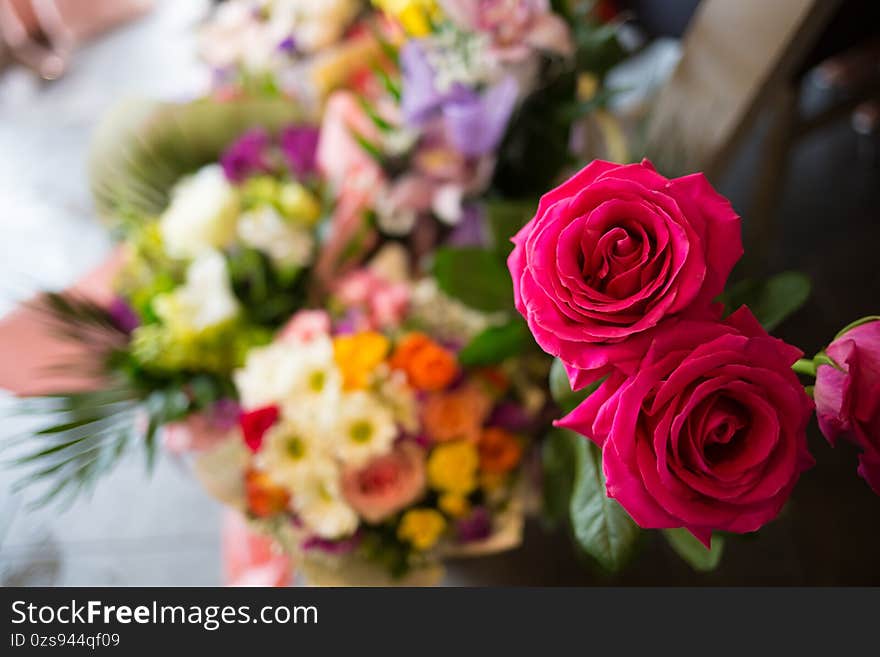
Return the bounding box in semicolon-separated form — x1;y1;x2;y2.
285;436;307;461
349;420;374;444
308;369;326;393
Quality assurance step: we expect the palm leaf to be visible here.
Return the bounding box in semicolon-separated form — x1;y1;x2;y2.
89;97;309;234
3;387;142;509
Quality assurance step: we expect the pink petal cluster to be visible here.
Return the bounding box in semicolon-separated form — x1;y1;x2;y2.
341;442;427;523
815;319;880;493
557;308;815;545
509;159;742;384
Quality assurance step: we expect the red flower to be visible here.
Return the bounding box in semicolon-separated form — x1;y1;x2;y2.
239;405;280;452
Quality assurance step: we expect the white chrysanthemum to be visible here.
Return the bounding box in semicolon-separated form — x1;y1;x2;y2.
330;391;398;466
293;459;359;539
258;415;332;487
237;205;315;267
159;165;239;259
235;336;342;416
153;249;239;331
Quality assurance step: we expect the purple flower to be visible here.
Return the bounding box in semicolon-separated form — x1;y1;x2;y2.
400;40;472;126
108;297;139;334
446;204;489;247
442;76;518;156
456;506;493;543
277;35;298;54
302;532;362;555
220;128;272;183
488;401;532;433
400;40;519;156
280;124;320;177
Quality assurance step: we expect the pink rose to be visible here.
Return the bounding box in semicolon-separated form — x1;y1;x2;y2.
815;318;880;494
341;442;427;523
279;310;331;343
335;269;411;330
557;308;814;545
509;159;742;384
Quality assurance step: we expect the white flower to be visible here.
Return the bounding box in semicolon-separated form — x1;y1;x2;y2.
268;0;362;54
258;414;333;488
432;184;465;225
235;336;342;421
159;165;239;259
293;459;359;539
153;250;239;331
376;366;420;434
331;391;398;466
237;205;315;268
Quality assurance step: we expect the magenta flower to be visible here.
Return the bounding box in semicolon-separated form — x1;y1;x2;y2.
456;506;493;542
280;124;320;177
815;318;880;494
508;159;742;385
220;128;272;183
556;307;814;546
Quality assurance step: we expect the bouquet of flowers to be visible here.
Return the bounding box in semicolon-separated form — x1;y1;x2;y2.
1;99;334;507
200;0;381;107
189;258;546;584
316;0;627;246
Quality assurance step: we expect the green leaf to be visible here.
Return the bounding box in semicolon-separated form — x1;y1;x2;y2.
432;247;514;313
459;319;529;367
721;271;811;331
562;430;640;572
549;358;604;413
663;528;725;572
89;97;305;235
485;199;535;257
541;429;577;528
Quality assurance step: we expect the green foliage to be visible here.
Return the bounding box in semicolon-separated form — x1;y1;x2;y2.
89;97;304;235
543;429;640;572
485;199;536;257
226;248;309;327
549;358;604;413
721;271;812;331
431;247;514;313
6;388;141;509
459;319;530;367
130;320;269;376
491;10;625;198
663;528;725;572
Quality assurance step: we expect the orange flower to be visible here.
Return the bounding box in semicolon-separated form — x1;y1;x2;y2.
333;331;390;390
389;332;458;391
478;427;524;474
422;384;493;444
473;367;510;396
245;469;290;518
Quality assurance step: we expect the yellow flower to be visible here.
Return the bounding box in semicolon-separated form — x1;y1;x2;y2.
397;508;446;551
480;470;508;494
373;0;440;36
438;493;471;519
427;441;478;495
279;183;322;227
333;332;391;390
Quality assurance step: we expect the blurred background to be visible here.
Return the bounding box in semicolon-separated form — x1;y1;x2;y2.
1;0;878;585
